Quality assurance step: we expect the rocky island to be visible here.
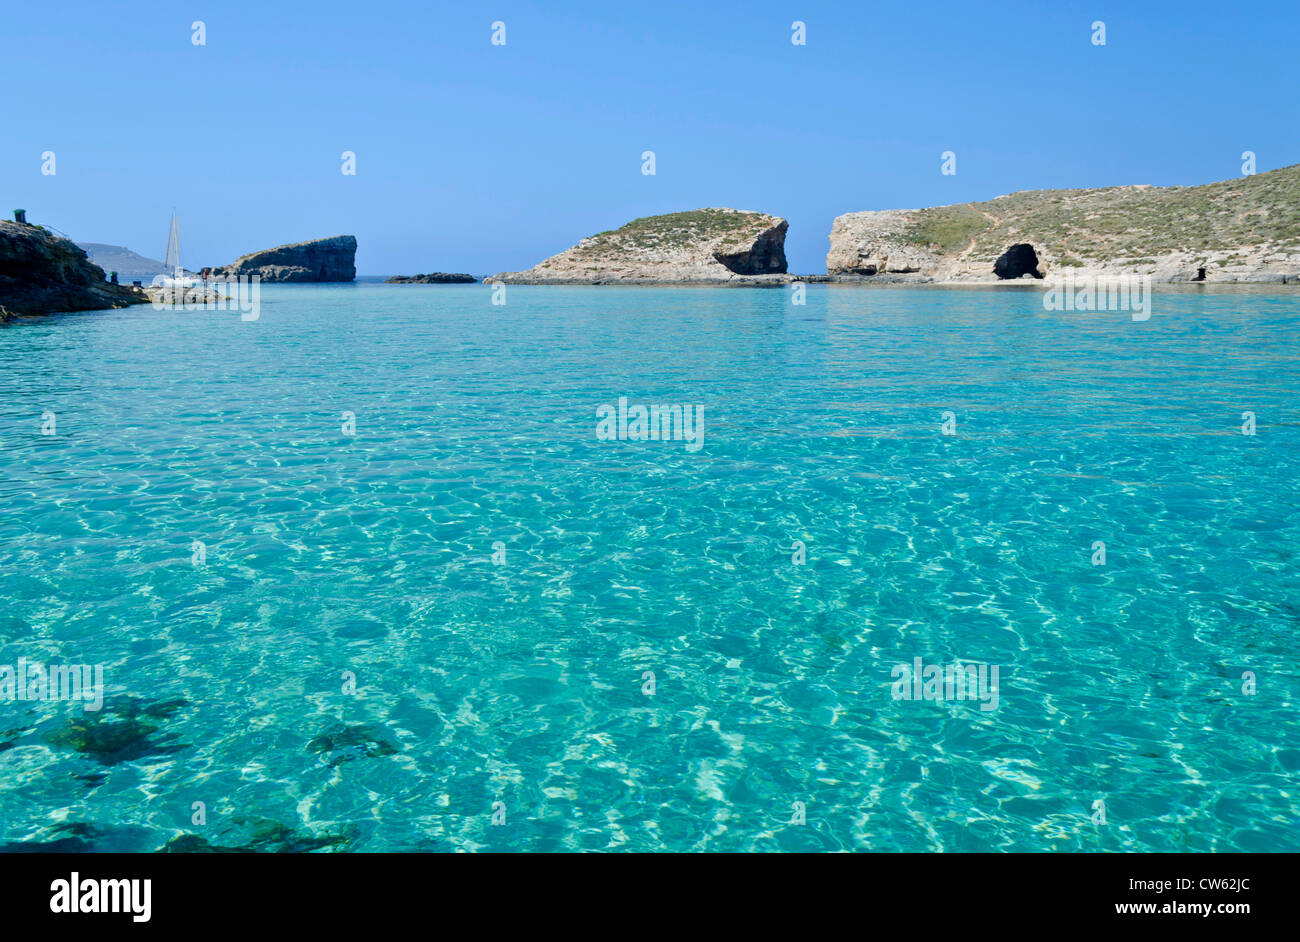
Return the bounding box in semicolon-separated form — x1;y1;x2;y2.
827;163;1300;284
77;243;168;283
1;220;149;318
386;272;476;284
487;208;793;284
211;235;356;283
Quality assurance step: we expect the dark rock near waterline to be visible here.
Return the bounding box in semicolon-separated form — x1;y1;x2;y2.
0;221;150;316
212;235;357;283
993;243;1043;279
386;272;477;284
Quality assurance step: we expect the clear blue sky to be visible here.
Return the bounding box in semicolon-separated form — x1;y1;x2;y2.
4;0;1297;275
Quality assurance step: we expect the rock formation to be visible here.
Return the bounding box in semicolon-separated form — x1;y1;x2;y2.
826;210;939;276
827;163;1300;284
1;221;149;316
488;209;792;284
386;272;476;284
213;235;356;283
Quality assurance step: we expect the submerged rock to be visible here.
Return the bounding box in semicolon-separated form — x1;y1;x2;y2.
0;220;150;315
0;726;27;754
0;822;157;853
306;722;400;766
488;208;792;284
0;819;347;853
212;235;357;283
44;697;187;765
162;818;349;853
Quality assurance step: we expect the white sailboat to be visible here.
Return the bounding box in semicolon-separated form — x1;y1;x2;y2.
160;212;202;287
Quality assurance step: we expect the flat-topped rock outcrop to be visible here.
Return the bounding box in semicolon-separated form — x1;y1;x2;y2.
488;209;792;284
213;235;356;283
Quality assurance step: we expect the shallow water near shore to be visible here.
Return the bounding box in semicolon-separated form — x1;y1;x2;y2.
1;283;1298;852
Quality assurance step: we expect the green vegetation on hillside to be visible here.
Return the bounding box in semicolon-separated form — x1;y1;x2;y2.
900;163;1300;263
903;205;990;252
576;209;774;256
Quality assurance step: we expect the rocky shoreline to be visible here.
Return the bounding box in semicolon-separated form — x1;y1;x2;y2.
482;165;1300;287
485;273;799;286
5;164;1300;318
826;163;1300;285
0;221;150;317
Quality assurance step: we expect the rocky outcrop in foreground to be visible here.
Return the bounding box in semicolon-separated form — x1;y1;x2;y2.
1;221;149;316
828;163;1300;284
213;235;356;282
386;272;476;284
489;208;792;284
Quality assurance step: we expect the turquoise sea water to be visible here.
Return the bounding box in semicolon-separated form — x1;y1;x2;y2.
1;283;1298;852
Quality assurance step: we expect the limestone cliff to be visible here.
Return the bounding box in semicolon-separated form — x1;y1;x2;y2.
0;221;149;317
827;163;1300;284
213;235;356;283
489;209;792;284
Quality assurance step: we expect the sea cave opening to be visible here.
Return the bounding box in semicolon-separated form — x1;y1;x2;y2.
994;244;1043;280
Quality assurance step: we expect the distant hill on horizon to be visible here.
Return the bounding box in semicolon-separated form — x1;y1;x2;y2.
77;243;168;282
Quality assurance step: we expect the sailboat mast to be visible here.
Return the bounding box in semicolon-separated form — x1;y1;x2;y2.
164;212;181;276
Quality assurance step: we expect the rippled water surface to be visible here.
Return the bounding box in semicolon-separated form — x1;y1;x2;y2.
1;283;1298;852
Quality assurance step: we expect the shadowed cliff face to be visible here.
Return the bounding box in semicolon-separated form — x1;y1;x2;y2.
714;219;789;274
215;235;357;283
0;221;148;316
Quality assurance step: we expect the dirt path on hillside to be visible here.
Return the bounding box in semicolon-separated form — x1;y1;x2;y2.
959;204;1003;258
